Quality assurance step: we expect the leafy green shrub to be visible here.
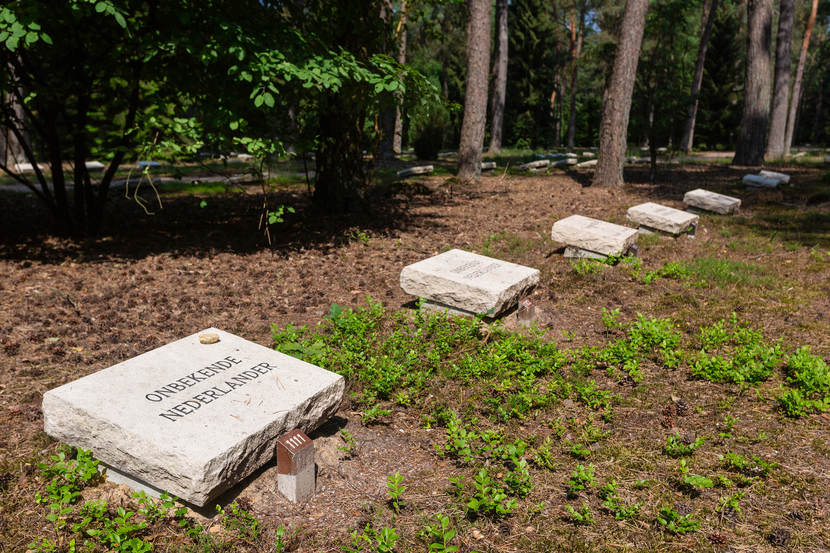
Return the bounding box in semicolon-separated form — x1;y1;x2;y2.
419;514;459;553
344;524;398;553
467;468;516;519
567;464;596;498
504;460;533;498
593;314;681;381
777;346;830;417
386;472;406;513
691;314;782;385
721;452;777;478
657;507;700;534
565;502;595;525
664;434;705;458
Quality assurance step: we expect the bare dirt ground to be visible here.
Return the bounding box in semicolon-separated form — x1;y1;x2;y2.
1;162;828;552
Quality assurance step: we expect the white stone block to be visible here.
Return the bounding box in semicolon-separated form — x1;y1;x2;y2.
42;328;345;506
563;246;607;260
551;215;638;256
85;161;105;171
683;188;741;215
400;249;539;317
480;161;497;170
576;159;597;168
397;165;433;178
758;170;790;184
553;158;578;168
519;159;550;170
278;464;315;503
626;202;698;235
581;152;595;159
742;174;780;188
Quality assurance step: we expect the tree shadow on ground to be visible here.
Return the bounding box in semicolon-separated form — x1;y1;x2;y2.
0;181;462;264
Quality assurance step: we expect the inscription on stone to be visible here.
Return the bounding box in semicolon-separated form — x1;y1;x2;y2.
42;328;344;506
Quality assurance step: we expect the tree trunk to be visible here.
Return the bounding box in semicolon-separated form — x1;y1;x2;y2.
1;93;27;167
566;2;586;150
679;0;718;154
392;0;408;155
733;0;772;166
488;0;508;153
457;0;492;181
811;78;824;143
784;0;818;155
765;0;794;158
314;87;367;213
592;0;649;187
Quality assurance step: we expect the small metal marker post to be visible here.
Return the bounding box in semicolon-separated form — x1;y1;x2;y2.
276;429;315;503
687;221;697;238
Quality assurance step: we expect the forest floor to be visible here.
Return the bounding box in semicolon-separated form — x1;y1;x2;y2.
1;159;829;553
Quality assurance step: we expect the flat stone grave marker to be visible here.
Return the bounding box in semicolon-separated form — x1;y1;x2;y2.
758;170;790;184
42;328;345;506
480;161;497;171
397;165;433;178
742;174;780;188
553;158;577;168
626;202;698;236
400;249;539;317
576;159;597;168
551;215;638;257
85;160;105;171
519;159;549;171
683;188;741;214
581;151;595;158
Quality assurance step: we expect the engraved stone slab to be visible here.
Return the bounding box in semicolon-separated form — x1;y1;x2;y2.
400;249;539;317
551;215;638;256
519;159;550;170
553;158;578;168
682;188;741;214
576;159;597;168
581;152;595;159
42;328;345;506
85;160;105;171
758;170;790;184
480;161;497;171
626;202;698;235
397;165;434;178
743;174;780;188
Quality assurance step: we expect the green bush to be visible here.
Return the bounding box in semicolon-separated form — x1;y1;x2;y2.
777;347;830;417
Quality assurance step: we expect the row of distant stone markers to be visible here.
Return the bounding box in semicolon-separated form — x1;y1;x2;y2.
42;169;782;509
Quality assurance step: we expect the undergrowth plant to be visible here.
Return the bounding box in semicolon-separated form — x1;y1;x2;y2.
691;314;782;385
467;468;516;519
777;346;830;417
657;507;701;534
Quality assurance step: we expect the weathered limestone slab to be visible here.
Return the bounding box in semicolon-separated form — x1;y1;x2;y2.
553;158;578;168
85;161;105;171
758;170;790;184
581;152;595;159
397;165;434;178
683;188;741;215
626;202;698;235
551;215;638;256
42;328;345;506
480;161;497;170
742;174;780;188
519;159;550;170
400;249;539;317
576;159;598;168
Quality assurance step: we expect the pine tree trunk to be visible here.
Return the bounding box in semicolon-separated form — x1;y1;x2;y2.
733;0;772;166
679;0;718;154
488;0;508;153
784;0;818;155
457;0;492;181
392;1;408;155
765;0;794;158
566;3;586;150
592;0;649;187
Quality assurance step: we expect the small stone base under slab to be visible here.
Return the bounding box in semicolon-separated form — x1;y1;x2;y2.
420;300;492;318
101;464;167;500
563;246;607;260
637;222;696;238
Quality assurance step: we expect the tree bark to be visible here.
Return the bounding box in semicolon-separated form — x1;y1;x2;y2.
457;0;492;181
392;0;408;155
679;0;718;154
733;0;772;166
566;2;586;150
783;0;818;155
592;0;649;187
488;0;508;153
765;0;794;158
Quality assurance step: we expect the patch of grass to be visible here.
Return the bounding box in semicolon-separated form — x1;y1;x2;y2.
679;257;772;287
